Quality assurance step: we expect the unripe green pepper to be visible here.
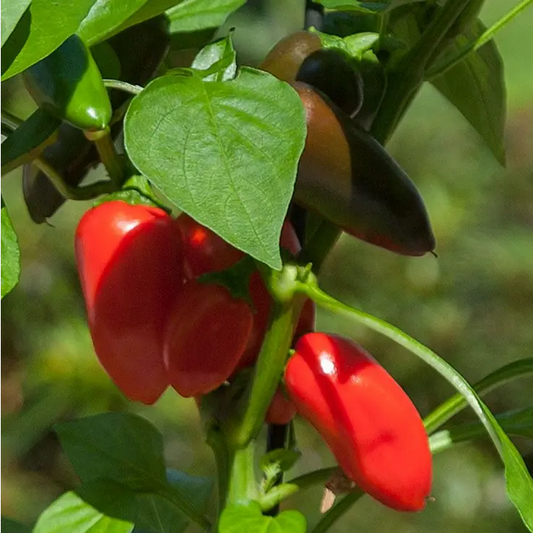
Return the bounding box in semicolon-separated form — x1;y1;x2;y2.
23;18;170;223
260;31;363;117
294;82;435;256
23;34;112;132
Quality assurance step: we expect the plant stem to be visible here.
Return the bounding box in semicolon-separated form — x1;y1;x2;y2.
311;490;364;533
227;441;259;505
32;159;117;200
372;0;471;144
103;79;144;95
424;358;533;434
85;128;125;187
427;0;533;78
231;298;302;448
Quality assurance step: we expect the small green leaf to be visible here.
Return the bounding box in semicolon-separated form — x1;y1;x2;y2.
167;0;245;33
124;68;306;269
1;109;61;175
33;492;133;533
1;517;31;533
261;449;301;475
430;20;506;165
2;0;97;80
191;34;237;81
1;0;32;47
1;201;20;299
77;0;148;46
219;502;306;533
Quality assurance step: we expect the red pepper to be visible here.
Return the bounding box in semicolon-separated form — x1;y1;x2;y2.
266;388;297;425
164;279;253;397
176;213;245;279
285;333;432;511
75;201;183;404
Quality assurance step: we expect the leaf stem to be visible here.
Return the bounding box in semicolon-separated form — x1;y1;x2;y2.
103;79;144;95
32;159;117;200
427;0;533;78
85;128;125;187
424;358;533;434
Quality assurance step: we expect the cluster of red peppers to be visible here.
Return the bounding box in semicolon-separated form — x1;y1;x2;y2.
75;200;432;513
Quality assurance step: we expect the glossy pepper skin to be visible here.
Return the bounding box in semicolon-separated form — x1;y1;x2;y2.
23;18;170;224
75;201;183;404
260;31;363;118
164;280;253;397
23;35;112;132
285;333;432;511
294;82;435;255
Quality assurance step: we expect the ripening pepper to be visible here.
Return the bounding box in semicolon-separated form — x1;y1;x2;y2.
23;34;112;132
260;31;363;117
294;82;436;256
75;201;183;404
285;333;432;511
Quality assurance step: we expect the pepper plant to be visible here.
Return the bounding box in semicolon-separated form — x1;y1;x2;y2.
1;0;533;532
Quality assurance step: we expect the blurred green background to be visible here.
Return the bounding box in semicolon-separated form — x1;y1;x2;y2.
2;1;532;532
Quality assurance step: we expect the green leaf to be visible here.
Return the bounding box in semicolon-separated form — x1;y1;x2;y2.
1;109;61;175
1;0;97;80
55;414;210;530
115;0;183;33
304;283;533;532
430;20;506;165
1;201;20;299
261;449;301;476
167;0;245;33
1;517;31;533
55;413;166;490
315;0;423;14
33;491;133;533
219;502;306;533
77;0;148;46
1;0;31;47
191;35;237;81
124;68;306;269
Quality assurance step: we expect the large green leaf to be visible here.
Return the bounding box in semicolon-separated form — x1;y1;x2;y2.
55;413;210;530
430;20;506;165
1;201;20;299
219;502;306;533
77;0;148;46
167;0;245;33
1;0;32;47
33;492;133;533
114;0;183;33
1;0;96;80
124;68;306;269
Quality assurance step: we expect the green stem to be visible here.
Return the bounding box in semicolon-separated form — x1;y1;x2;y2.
424;358;533;434
427;0;533;78
299;221;341;273
32;159;117;200
311;490;364;533
287;467;339;490
1;110;22;131
227;442;259;505
429;407;533;455
207;426;231;515
85;128;125;187
103;78;144;95
231;298;302;448
372;0;471;144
